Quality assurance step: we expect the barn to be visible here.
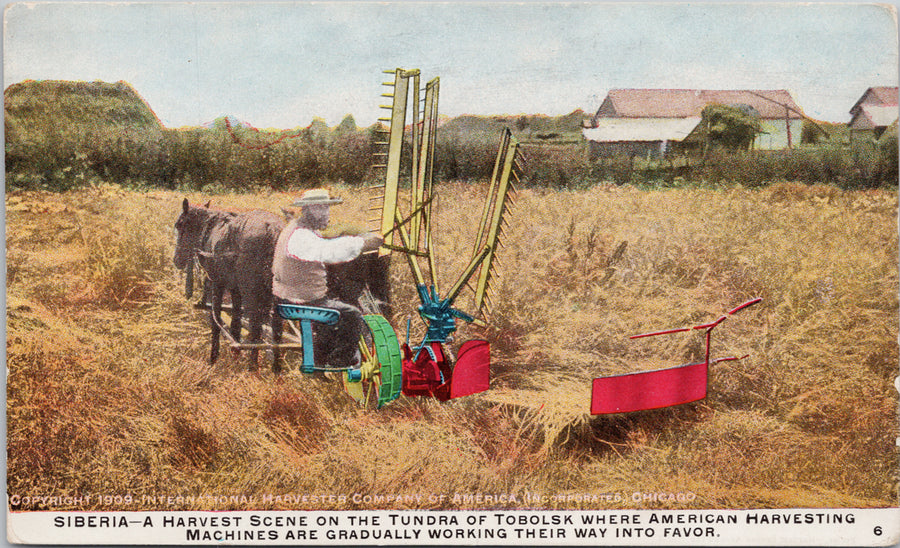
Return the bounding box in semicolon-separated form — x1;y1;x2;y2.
582;117;701;159
848;86;898;138
584;89;806;158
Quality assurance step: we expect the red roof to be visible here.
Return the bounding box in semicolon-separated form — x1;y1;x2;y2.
850;86;899;115
596;89;805;120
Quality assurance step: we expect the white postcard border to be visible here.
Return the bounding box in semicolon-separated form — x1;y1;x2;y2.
7;508;900;546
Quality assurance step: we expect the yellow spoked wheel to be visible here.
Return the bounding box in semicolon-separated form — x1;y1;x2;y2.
342;315;402;409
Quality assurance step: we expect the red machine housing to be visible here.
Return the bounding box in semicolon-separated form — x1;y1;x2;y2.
401;340;490;401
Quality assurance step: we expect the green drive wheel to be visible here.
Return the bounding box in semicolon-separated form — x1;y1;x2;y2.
342;314;402;409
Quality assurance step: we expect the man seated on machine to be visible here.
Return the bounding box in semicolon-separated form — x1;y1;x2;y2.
271;189;383;369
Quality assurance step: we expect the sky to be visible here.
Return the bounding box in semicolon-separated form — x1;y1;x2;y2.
2;2;898;128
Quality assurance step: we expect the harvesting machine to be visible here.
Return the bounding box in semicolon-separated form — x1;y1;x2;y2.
278;68;522;408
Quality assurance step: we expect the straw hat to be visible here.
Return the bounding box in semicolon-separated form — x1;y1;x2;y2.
290;188;343;207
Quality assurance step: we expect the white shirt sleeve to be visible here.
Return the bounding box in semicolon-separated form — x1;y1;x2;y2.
285;227;365;264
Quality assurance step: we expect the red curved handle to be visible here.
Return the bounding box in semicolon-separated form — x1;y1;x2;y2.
630;298;762;339
728;297;763;315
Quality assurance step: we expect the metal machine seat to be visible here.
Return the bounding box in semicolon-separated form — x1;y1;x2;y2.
275;304;341;373
276;304;340;324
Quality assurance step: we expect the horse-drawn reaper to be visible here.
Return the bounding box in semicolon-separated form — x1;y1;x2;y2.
173;67;521;410
175;67;762;417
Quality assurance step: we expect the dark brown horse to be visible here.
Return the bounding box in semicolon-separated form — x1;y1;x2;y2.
174;198;285;369
326;252;392;318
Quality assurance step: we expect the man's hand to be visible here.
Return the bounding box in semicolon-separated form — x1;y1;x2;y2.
361;232;384;252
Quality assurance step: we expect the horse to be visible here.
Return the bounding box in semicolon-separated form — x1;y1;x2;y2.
174;198;285;369
326;250;393;318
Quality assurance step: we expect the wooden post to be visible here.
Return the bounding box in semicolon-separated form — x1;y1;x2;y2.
786;106;792;149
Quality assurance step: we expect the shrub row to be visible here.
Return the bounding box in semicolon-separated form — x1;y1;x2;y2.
6;123;897;192
5;123;377;191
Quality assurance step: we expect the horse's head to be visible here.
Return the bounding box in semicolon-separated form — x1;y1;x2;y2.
173;198;210;270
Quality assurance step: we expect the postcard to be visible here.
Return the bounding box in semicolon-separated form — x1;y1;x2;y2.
4;2;899;545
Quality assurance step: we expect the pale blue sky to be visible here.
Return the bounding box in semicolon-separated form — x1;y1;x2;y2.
3;2;897;127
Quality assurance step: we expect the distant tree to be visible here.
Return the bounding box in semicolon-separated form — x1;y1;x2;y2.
335;115;357;134
801;120;829;145
876;121;898;186
308;118;330;146
515;116;527;131
699;104;762;152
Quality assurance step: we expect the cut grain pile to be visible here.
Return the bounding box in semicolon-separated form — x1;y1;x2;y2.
6;181;898;511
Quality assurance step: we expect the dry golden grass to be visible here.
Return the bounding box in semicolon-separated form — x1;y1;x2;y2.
6;181;898;511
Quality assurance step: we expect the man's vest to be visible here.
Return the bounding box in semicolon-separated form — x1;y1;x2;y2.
272;218;366;303
272;218;328;303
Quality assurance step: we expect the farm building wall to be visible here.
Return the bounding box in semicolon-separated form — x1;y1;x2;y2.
754;118;805;150
595;97;617;118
